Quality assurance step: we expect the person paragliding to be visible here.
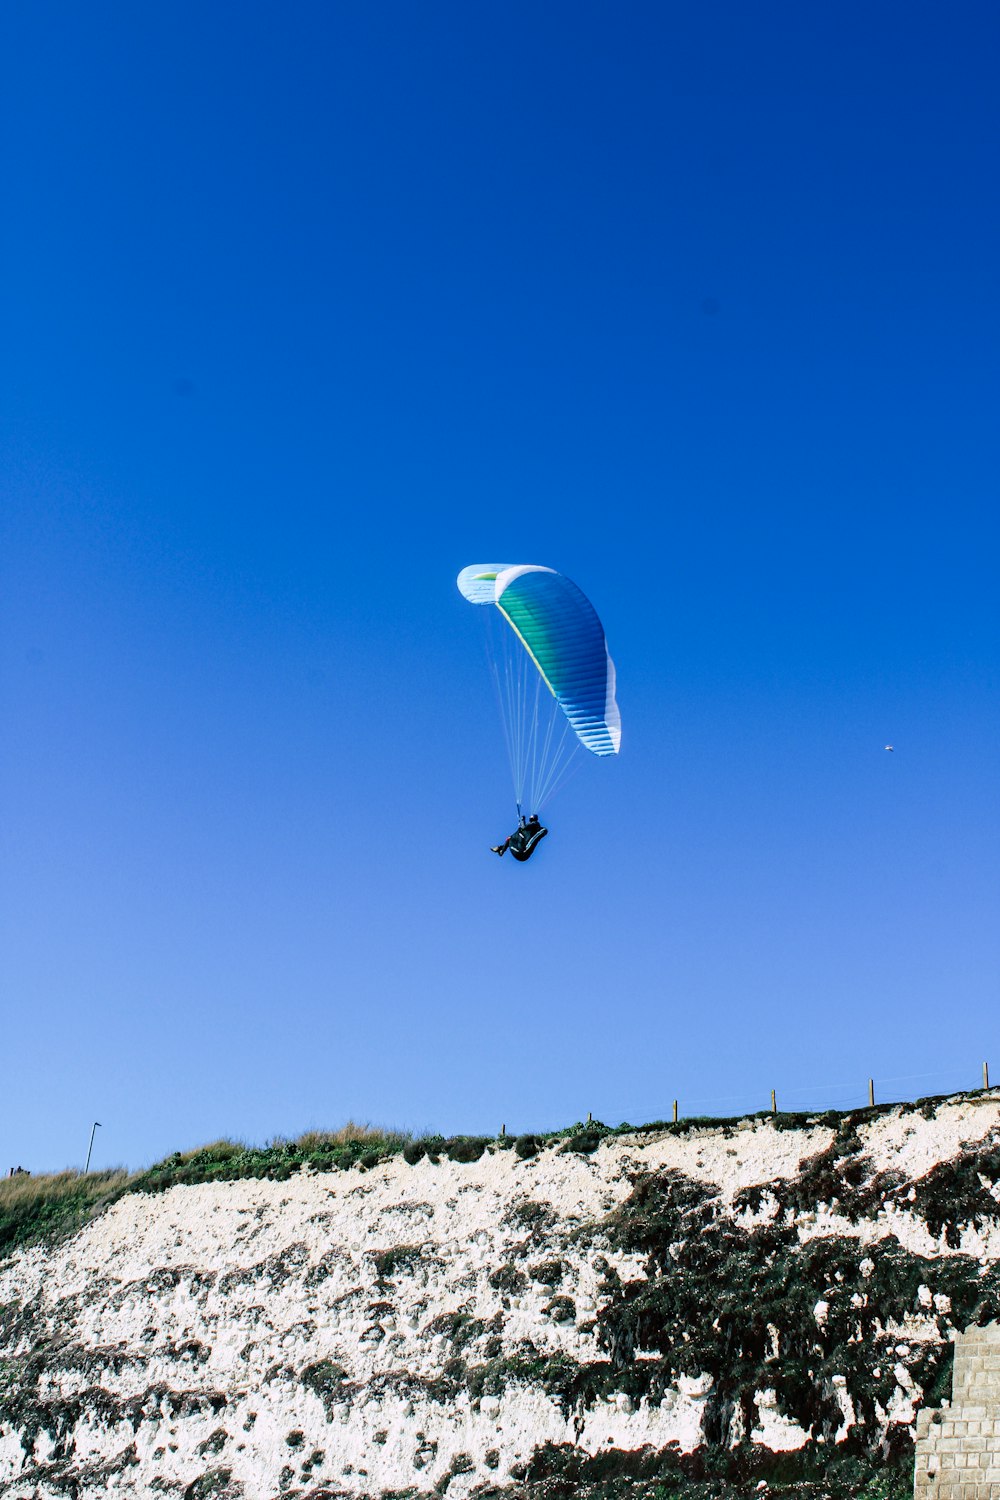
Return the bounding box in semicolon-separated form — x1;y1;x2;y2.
457;564;620;862
491;812;548;861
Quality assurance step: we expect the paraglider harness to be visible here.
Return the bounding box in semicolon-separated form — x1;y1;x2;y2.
494;812;548;862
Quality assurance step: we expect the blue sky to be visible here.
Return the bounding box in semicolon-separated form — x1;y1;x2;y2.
2;2;998;1172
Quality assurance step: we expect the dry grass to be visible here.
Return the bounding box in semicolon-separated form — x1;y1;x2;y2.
0;1167;131;1256
166;1125;409;1163
0;1167;129;1210
292;1122;412;1151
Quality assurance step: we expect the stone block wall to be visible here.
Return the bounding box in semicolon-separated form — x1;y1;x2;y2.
914;1323;1000;1499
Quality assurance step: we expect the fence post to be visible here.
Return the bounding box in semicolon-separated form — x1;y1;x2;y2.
771;1089;776;1115
587;1111;592;1124
673;1100;678;1123
500;1123;505;1137
984;1062;990;1091
867;1078;875;1108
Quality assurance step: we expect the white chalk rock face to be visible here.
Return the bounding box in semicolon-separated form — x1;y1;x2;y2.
0;1097;998;1497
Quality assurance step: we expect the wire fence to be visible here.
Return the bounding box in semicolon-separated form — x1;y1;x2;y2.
558;1061;996;1133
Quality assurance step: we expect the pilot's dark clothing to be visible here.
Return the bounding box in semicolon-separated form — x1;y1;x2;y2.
492;815;547;860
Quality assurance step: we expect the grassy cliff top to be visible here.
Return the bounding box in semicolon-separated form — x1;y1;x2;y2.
2;1090;995;1257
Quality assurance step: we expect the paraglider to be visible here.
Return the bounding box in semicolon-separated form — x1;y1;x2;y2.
492;812;548;861
457;564;620;860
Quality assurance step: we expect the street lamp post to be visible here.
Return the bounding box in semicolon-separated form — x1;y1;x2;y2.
84;1122;102;1175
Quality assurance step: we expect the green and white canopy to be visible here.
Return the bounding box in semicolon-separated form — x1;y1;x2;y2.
457;564;621;758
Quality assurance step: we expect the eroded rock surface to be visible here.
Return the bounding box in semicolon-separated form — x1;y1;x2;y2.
2;1097;1000;1497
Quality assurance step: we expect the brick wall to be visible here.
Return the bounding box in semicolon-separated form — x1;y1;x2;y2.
914;1323;1000;1499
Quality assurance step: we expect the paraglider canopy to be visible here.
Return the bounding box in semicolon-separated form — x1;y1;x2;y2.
458;563;620;818
457;564;621;756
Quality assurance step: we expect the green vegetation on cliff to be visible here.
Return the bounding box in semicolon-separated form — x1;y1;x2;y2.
0;1168;128;1257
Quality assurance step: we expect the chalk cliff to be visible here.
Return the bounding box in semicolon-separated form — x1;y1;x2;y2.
2;1096;1000;1498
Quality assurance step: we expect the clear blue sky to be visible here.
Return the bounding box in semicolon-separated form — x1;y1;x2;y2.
2;2;997;1172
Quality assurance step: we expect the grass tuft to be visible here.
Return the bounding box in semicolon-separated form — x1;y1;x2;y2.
293;1122;398;1150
